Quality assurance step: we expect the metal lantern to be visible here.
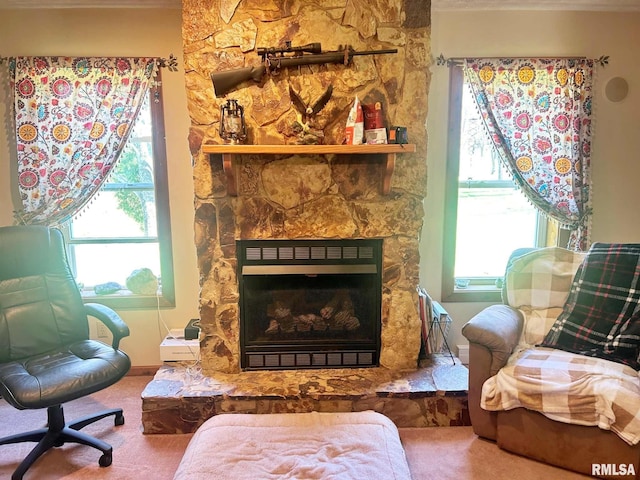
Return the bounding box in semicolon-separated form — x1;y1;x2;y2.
219;99;247;144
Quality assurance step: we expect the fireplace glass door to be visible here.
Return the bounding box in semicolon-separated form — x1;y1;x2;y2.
238;239;382;370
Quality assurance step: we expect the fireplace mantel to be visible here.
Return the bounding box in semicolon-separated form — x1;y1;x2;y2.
202;144;417;196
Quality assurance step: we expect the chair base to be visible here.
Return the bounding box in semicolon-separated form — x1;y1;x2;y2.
0;404;124;480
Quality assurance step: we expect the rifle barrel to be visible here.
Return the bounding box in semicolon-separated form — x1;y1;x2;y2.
275;48;397;69
352;49;398;56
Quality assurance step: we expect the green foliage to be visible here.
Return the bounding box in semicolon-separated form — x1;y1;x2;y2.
111;143;154;233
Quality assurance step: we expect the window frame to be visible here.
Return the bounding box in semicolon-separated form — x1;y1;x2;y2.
442;66;547;303
62;71;175;309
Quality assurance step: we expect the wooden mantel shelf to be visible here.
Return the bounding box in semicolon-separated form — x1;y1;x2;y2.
201;144;416;155
202;143;417;195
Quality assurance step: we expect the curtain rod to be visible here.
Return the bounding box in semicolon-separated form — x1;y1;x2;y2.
0;54;179;71
436;53;609;67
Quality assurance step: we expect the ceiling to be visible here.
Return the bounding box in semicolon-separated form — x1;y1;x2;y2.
0;0;639;10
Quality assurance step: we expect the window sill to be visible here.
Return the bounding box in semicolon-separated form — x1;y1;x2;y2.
81;289;175;309
442;284;502;303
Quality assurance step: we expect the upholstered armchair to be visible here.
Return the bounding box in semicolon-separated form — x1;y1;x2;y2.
0;225;131;480
463;246;640;478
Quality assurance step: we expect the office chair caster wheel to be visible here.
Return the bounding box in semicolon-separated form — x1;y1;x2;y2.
99;453;112;467
115;412;125;426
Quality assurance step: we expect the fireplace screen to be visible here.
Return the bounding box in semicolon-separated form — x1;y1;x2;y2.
238;239;382;370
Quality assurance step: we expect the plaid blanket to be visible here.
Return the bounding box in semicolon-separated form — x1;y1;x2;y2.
482;347;640;445
541;243;640;370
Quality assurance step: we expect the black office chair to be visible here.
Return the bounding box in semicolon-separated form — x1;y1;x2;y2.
0;225;131;480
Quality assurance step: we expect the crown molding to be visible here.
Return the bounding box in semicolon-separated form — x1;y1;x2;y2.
1;0;638;11
0;0;180;8
432;0;640;12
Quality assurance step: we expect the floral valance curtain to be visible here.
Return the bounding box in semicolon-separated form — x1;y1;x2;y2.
10;56;157;226
463;58;594;250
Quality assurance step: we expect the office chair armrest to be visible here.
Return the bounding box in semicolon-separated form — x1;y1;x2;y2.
84;303;131;349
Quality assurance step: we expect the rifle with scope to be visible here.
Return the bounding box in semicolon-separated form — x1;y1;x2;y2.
211;42;397;97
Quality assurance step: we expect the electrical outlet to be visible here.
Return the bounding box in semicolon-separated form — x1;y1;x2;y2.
97;323;110;339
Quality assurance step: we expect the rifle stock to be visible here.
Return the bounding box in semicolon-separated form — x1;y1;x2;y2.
211;65;267;97
211;47;397;96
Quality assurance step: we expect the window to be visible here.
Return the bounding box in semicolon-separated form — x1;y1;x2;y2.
62;73;174;308
442;66;550;302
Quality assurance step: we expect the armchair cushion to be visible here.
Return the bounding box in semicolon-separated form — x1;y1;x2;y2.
481;347;640;446
504;246;585;310
541;243;640;370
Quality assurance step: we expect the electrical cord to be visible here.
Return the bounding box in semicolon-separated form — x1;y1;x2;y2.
155;292;201;379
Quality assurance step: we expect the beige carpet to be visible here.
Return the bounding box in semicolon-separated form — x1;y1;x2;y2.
0;375;589;480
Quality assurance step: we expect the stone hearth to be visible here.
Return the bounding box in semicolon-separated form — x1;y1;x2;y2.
141;355;469;434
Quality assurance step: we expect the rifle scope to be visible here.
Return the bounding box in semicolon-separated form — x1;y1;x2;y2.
257;42;322;57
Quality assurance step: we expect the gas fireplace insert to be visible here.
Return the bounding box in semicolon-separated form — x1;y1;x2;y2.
237;239;382;370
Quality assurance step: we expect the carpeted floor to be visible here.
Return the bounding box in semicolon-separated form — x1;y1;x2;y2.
0;375;589;479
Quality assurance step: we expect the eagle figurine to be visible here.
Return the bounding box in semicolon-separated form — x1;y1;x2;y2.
289;84;333;144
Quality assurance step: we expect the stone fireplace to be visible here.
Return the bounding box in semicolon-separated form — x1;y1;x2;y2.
183;0;431;375
141;2;469;435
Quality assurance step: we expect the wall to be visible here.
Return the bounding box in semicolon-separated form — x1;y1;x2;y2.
0;8;200;367
423;10;640;352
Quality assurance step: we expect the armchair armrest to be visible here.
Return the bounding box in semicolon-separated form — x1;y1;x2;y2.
462;304;523;439
84;303;131;349
462;304;523;375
